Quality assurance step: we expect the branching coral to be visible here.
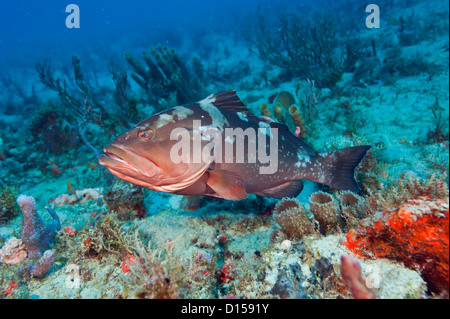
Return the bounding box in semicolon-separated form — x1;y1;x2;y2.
36;56;136;134
427;97;449;144
108;58;140;123
361;173;449;217
247;11;370;88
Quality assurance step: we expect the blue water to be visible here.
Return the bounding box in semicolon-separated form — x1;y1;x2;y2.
0;0;306;67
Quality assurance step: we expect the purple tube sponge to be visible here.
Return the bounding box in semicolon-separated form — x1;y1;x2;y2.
17;195;60;260
17;195;45;259
31;249;57;278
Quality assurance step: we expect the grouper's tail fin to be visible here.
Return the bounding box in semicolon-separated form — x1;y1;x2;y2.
311;145;371;192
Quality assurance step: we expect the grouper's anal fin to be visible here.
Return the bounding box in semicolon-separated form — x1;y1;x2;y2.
254;180;304;199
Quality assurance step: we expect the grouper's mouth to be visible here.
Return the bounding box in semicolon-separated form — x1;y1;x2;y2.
99;142;212;193
98;144;159;179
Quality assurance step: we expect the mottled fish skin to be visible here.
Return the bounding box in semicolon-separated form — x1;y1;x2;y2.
99;91;370;200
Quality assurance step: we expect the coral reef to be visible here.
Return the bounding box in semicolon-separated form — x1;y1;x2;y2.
104;181;146;220
340;254;375;299
77;215;133;259
0;237;28;264
247;12;371;88
30;249;57;278
0;186;18;224
0;0;448;301
125;45;205;111
360;173;449;218
273;198;315;240
309;191;342;235
260;90;309;139
36;56;138;135
345;197;449;296
274;189;367;239
271;264;307;299
18;195;60;259
283;189;367;236
29;103;78;156
124;235;185;299
307;234;427;299
50;188;104;207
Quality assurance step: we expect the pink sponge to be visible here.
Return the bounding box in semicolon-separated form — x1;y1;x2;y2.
17;195;37;216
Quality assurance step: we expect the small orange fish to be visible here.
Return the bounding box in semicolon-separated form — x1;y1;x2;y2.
88;161;99;169
67;181;74;193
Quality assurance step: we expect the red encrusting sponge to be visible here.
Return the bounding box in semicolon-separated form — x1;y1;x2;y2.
345;198;449;296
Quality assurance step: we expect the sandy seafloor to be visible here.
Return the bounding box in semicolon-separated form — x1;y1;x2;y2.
0;0;449;299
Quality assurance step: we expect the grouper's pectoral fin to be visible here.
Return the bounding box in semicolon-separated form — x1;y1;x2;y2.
206;170;248;201
254;180;304;199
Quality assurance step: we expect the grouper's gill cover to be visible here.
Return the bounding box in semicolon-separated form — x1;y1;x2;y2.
98;90;370;200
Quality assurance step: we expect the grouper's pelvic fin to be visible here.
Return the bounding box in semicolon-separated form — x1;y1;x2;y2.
308;145;371;192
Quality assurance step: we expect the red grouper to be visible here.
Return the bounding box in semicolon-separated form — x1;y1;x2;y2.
99;91;370;200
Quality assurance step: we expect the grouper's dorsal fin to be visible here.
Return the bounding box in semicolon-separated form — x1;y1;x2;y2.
207;91;271;124
206;90;248;113
203;91;315;156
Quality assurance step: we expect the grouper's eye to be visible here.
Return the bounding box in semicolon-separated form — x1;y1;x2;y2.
138;129;154;141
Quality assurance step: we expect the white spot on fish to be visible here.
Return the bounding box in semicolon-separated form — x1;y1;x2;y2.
154;106;194;129
199;94;217;106
295;152;311;168
237;112;249;122
199;98;229;132
172;106;194;121
154;113;176;129
318;172;327;183
258;121;271;130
